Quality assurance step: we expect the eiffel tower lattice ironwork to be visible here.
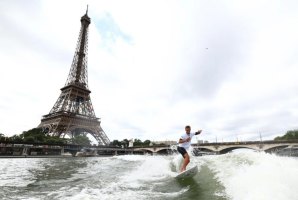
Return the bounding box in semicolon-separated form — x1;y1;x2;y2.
38;9;110;145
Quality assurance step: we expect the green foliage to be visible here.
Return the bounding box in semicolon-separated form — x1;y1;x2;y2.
46;136;67;144
71;134;91;146
111;139;129;147
121;139;129;148
9;134;23;142
111;140;122;147
0;133;5;141
110;138;152;147
22;128;46;143
6;128;67;144
133;139;143;146
274;129;298;141
24;136;35;143
143;140;151;146
132;139;152;147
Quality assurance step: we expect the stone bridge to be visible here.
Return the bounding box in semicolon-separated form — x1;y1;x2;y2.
132;140;298;155
1;140;297;156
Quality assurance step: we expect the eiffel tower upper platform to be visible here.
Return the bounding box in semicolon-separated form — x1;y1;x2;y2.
38;9;110;145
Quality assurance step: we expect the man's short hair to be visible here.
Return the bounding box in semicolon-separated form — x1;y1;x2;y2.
185;125;191;129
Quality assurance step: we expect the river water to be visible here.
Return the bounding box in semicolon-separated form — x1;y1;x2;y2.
0;152;297;200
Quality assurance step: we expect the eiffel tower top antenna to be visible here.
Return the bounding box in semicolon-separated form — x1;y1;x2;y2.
63;6;91;89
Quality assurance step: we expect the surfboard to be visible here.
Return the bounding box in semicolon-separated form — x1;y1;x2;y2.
175;165;198;179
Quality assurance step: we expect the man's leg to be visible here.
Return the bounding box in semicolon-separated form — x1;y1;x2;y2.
180;152;190;172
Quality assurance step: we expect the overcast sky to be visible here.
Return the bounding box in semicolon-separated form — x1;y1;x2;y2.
0;0;298;143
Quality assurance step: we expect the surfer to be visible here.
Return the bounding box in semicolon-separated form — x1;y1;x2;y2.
177;125;202;172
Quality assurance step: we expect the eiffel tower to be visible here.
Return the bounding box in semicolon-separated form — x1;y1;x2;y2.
38;9;110;145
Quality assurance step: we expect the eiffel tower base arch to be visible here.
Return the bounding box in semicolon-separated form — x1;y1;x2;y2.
38;112;109;145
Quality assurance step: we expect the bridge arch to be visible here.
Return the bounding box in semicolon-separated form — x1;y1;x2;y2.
139;149;153;155
133;147;174;155
193;147;216;153
219;146;257;154
134;148;154;154
263;145;289;153
156;149;170;155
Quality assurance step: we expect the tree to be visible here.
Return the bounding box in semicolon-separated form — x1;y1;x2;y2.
113;138;152;147
143;140;151;146
7;127;67;144
72;134;91;146
0;133;6;141
21;128;46;143
121;139;129;148
133;139;143;146
24;136;35;143
111;140;121;147
9;135;23;142
274;130;298;141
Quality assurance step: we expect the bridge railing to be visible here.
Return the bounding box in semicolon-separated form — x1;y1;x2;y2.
193;140;298;147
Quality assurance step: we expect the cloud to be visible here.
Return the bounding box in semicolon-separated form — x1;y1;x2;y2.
171;10;255;100
94;13;133;49
1;0;298;144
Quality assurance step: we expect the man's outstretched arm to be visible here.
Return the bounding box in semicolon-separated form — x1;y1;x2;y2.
195;130;202;135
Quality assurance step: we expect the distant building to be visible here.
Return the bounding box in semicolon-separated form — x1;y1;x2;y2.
128;139;134;147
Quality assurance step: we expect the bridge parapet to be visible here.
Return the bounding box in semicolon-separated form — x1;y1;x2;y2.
132;140;298;154
193;140;298;153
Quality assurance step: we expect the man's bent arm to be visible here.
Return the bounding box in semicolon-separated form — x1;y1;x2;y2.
179;138;189;143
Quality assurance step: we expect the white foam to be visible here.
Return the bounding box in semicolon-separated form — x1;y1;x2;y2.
206;152;298;200
58;184;189;200
114;154;148;162
120;155;174;183
53;155;186;200
170;154;183;172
